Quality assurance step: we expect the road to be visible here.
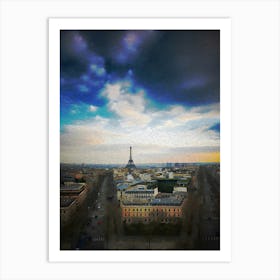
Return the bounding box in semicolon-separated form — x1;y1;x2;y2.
76;172;117;250
197;166;220;249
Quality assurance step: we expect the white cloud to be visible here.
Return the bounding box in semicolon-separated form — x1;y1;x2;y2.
154;103;219;129
101;81;151;127
61;81;220;163
89;105;98;112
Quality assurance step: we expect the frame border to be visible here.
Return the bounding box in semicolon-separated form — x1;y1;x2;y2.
49;17;231;262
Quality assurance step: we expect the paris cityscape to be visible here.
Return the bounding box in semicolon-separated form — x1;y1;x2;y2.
60;30;220;250
60;147;220;250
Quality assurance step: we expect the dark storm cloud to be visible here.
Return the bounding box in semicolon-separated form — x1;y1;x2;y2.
131;30;220;106
60;30;220;106
60;31;88;77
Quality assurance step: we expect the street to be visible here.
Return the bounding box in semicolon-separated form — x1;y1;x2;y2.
76;172;117;250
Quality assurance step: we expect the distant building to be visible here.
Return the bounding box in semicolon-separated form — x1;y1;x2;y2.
61;174;75;184
139;173;151;181
126;174;134;182
168;172;174;179
173;186;188;195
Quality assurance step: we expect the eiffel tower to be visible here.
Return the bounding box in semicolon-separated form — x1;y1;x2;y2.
126;146;136;169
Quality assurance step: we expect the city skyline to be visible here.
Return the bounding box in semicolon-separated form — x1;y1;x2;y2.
60;30;220;164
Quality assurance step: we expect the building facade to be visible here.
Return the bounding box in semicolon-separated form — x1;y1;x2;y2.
121;196;185;224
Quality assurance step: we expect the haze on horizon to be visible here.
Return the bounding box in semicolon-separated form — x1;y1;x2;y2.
60;30;220;164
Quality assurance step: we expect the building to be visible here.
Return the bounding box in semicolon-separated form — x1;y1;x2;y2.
123;185;158;201
60;197;77;226
121;195;185;224
117;183;130;201
139;173;151;181
156;178;178;193
173;186;188;194
60;182;88;207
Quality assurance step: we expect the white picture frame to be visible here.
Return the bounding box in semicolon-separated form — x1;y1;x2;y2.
49;17;231;262
1;1;279;279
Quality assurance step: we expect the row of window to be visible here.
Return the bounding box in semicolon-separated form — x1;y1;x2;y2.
125;194;152;197
123;208;181;212
123;218;177;223
123;213;181;217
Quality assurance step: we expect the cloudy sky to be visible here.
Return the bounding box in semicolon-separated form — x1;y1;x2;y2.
60;30;220;164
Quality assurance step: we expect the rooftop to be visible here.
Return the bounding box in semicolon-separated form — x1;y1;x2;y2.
60;183;85;192
124;184;155;194
125;190;154;194
122;195;183;206
117;184;129;190
151;197;183;206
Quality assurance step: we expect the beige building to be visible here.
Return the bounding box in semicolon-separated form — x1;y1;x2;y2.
121;196;185;224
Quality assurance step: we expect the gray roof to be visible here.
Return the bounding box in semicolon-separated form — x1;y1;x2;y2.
150;197;183;206
122;196;183;206
60;183;85;192
125;190;154;194
117;184;129;190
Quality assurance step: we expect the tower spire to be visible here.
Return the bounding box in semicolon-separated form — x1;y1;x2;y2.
126;146;136;170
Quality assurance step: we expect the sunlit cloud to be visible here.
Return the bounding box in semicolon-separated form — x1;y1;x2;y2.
61;79;220;163
100;81;152;127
